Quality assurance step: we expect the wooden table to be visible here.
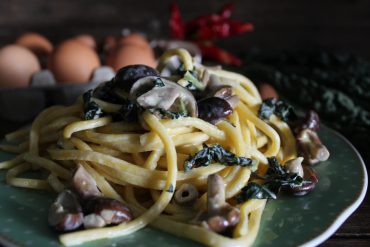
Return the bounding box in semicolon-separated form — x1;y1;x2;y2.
0;119;368;247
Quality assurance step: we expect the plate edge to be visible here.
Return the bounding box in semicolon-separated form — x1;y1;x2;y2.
299;127;368;247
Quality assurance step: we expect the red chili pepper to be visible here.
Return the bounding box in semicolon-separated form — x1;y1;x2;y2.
192;20;254;41
197;42;242;66
228;20;254;34
169;2;185;39
218;2;235;19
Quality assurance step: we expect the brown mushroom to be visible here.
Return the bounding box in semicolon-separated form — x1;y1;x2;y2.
82;196;132;229
293;110;320;134
284;157;304;177
72;164;102;199
297;128;330;165
174;183;199;206
48;190;83;232
200;174;240;233
130;76;198;117
205;74;240;109
288;166;319;196
197;97;233;124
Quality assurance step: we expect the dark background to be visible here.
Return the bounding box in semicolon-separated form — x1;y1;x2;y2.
0;0;369;57
0;0;369;247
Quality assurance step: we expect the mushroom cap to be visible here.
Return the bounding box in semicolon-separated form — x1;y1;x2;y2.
130;76;198;117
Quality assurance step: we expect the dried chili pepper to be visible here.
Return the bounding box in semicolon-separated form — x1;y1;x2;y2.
197;42;242;66
168;2;252;66
185;2;235;34
170;2;185;39
218;2;235;19
192;20;253;41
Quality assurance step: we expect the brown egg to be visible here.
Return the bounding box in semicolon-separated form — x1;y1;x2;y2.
15;32;53;57
118;33;152;50
49;39;101;83
106;44;156;71
74;34;96;50
0;45;41;88
104;35;117;52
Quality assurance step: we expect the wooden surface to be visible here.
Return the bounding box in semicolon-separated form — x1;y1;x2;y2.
0;0;369;246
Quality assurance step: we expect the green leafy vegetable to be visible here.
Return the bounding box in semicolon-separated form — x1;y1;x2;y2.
166;184;174;193
115;99;139;122
258;98;276;120
258;98;296;122
153;78;165;87
83;90;104;120
177;64;205;91
182;70;205;90
236;157;306;202
149;108;188;119
236;182;276;202
184;144;258;172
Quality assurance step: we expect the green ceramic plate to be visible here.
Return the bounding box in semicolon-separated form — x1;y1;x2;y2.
0;126;367;247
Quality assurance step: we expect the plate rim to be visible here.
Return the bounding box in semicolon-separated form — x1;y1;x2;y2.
300;127;368;247
0;127;368;247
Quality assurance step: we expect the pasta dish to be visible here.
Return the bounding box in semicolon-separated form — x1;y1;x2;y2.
0;48;329;246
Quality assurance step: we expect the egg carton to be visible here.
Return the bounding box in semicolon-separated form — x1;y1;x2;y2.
0;66;114;122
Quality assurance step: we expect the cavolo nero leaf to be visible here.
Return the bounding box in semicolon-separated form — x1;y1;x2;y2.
236;157;306;203
184;144;258;172
153;78;165;87
258;98;296;122
83;90;104;120
177;63;205;91
236;182;277;202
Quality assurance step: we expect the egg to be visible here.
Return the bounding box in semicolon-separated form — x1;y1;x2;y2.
105;33;156;71
74;34;96;50
15;32;53;57
118;33;152;50
49;39;101;83
0;45;41;88
104;35;117;52
106;44;156;71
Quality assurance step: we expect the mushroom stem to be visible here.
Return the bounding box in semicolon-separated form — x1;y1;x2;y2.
297;129;330;165
207;174;225;213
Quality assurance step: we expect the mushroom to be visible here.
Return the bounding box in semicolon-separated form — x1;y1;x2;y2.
200;174;240;233
48;190;83;232
174;183;199;206
113;64;159;91
293;110;320;135
197;97;233;124
297;128;330;165
288;166;319;196
72;164;102;199
130;76;198;117
83;196;132;229
204;74;240;109
284;157;304;177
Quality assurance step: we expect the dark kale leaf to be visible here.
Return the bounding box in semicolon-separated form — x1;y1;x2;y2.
166;184;174;193
266;157;285;177
237;157;306;203
93;80;123;104
275;100;297;122
176;64;205;91
258;98;296;122
236;182;276;202
83;90;104;120
149;108;188;120
184;144;257;172
258;98;276;120
153;78;165;87
118;100;139;122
